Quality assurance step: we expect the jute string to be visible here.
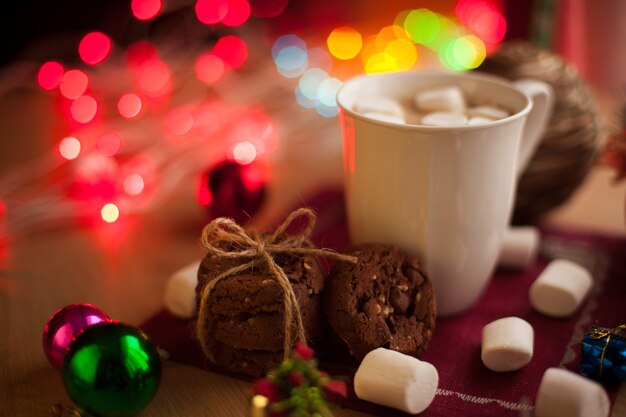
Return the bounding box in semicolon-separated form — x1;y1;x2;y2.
196;208;357;361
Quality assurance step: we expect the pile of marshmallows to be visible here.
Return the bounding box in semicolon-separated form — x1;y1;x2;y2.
164;226;607;416
354;85;511;126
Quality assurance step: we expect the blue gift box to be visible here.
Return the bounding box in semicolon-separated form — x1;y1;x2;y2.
581;324;626;381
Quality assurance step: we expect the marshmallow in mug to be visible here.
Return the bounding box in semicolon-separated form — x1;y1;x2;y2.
414;87;510;126
529;259;593;318
535;368;610;417
352;86;511;127
354;348;439;414
164;260;202;318
353;96;406;120
481;316;534;372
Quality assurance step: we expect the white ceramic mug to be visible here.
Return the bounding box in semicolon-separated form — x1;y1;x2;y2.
336;71;553;316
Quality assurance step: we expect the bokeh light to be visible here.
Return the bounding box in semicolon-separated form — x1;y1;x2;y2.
272;35;308;78
195;53;225;84
37;61;64;91
316;77;342;107
132;0;162;20
327;26;362;60
101;203;120;223
384;38;417;71
97;133;122;157
232;141;257;165
213;36;248;69
249;0;288;17
298;68;328;100
195;0;228;24
272;34;306;60
453;35;486;69
404;9;441;45
58;137;81;160
117;94;143;119
365;53;398;74
315;102;339;118
294;86;316;109
375;25;409;52
165;107;194;135
456;0;506;43
222;0;250;27
137;59;172;98
59;70;88;100
275;46;308;78
70;95;98;124
439;35;487;71
123;174;145;196
78;32;112;66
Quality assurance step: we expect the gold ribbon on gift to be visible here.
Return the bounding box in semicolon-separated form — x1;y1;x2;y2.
196;208;357;361
586;323;626;377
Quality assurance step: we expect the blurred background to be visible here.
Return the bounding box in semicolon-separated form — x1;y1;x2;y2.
0;0;625;244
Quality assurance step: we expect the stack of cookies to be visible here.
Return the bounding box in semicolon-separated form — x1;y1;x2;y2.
195;240;436;377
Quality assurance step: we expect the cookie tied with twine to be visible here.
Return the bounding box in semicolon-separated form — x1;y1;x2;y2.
195;208;356;377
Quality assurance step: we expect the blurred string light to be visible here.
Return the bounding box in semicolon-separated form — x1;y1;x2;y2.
117;93;143;119
101;203;120;223
195;53;225;84
70;95;99;124
213;35;248;69
455;0;506;44
59;70;88;100
59;137;82;160
195;0;251;27
79;32;112;66
131;0;162;20
327;27;362;60
37;61;64;90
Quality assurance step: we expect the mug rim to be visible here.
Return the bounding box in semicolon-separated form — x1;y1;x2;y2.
335;70;533;131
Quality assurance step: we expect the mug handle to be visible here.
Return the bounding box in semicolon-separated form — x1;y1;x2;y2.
512;79;555;177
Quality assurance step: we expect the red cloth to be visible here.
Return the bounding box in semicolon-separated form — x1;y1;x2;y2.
142;190;626;416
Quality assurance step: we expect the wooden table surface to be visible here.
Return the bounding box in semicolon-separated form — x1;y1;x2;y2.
2;85;626;417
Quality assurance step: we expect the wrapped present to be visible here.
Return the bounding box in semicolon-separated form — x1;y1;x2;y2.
580;324;626;381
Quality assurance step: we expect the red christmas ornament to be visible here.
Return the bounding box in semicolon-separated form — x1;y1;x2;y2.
197;160;266;224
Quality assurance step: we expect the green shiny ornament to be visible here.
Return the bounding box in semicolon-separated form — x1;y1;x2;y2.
62;321;162;417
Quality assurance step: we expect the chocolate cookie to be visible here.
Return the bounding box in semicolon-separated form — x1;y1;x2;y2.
196;240;326;377
324;243;436;361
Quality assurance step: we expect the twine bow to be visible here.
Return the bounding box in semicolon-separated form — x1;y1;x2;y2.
586;324;626;378
196;208;357;361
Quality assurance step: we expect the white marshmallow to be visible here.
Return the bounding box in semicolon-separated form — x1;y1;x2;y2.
354;348;438;414
414;86;466;113
164;260;201;318
362;112;405;124
421;112;468;126
535;368;610;417
468;116;493;126
354;96;405;119
529;259;593;318
481;316;534;372
467;105;510;120
498;227;540;269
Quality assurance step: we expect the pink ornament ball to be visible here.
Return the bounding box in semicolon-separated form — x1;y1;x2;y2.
42;303;110;369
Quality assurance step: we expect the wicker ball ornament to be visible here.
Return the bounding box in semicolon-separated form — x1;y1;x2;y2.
480;42;603;224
